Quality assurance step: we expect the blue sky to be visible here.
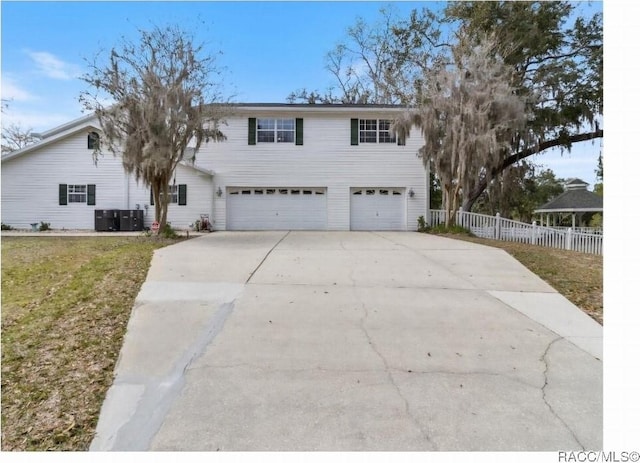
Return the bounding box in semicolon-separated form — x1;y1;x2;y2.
1;0;603;185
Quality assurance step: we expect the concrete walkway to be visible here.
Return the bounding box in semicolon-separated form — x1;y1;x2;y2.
90;231;602;451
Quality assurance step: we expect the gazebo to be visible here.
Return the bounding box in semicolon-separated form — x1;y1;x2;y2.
534;178;603;228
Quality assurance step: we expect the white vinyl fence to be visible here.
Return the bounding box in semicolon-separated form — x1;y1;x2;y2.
428;209;602;255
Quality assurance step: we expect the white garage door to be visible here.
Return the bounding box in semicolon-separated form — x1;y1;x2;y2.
227;187;327;230
350;187;406;231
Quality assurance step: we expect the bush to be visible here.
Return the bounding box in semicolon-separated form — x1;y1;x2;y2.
426;223;473;236
1;223;14;230
159;223;179;239
417;216;428;232
39;221;51;232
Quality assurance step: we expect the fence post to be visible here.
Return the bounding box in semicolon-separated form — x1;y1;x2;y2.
565;227;573;251
495;213;501;240
531;221;537;245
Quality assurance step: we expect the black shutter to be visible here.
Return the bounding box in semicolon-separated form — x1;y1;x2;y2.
59;184;67;205
350;119;359;145
87;184;96;205
178;184;187;206
248;118;256;145
295;118;303;146
150;187;154;206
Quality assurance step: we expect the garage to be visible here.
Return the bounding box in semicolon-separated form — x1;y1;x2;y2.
227;187;327;230
350;187;406;231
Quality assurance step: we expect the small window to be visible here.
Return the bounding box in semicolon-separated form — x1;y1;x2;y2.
279;189;288;195
291;189;300;195
68;184;87;203
266;189;276;195
169;184;179;204
392;190;402;196
353;190;362;195
303;190;312;195
88;131;100;149
315;191;325;195
380;189;389;195
230;191;239;195
242;190;251;195
254;189;264;195
366;189;375;195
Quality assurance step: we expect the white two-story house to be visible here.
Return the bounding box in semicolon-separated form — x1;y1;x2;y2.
1;104;429;231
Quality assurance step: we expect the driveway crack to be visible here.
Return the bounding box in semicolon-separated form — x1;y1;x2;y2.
245;231;290;284
355;292;437;450
541;337;585;450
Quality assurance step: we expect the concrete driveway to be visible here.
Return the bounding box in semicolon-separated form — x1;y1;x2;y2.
91;231;602;451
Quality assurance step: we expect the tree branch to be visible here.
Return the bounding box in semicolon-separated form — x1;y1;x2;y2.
462;129;604;211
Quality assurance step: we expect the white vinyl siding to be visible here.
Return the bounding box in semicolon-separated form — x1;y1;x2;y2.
2;108;427;231
1;131;124;229
199;111;426;231
350;188;406;230
227;187;327;230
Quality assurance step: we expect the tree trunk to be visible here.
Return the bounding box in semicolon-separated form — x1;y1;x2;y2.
462;129;604;211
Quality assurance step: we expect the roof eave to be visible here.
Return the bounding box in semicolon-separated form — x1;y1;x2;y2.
533;207;603;213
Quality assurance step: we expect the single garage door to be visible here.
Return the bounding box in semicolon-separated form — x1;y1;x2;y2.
227;187;327;230
350;187;406;231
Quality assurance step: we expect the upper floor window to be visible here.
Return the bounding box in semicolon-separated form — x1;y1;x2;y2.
88;131;100;149
257;118;295;143
359;119;396;144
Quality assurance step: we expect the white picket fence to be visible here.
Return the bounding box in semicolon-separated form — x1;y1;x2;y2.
428;209;603;255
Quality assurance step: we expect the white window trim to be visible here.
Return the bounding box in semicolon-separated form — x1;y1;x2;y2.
68;184;87;203
359;119;396;144
257;118;295;144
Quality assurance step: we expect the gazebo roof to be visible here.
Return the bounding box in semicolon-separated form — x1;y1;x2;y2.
534;178;603;213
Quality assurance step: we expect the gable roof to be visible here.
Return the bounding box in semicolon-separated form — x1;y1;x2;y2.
1;114;100;163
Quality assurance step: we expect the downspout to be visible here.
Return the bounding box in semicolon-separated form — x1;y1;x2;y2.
125;172;130;210
211;173;216;230
425;159;430;226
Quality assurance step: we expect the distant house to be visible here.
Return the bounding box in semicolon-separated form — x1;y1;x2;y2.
534;178;603;228
1;104;429;231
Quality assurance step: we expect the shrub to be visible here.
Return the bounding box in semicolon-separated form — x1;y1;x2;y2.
1;223;14;230
417;216;428;232
39;221;51;232
427;223;473;236
159;223;179;239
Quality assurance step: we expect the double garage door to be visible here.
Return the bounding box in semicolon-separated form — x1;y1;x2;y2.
227;187;328;230
226;186;406;231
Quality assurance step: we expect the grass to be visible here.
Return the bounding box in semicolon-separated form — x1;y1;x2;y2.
1;236;180;451
429;231;603;325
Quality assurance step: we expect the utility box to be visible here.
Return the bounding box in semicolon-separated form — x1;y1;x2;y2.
94;209;120;232
120;209;144;231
